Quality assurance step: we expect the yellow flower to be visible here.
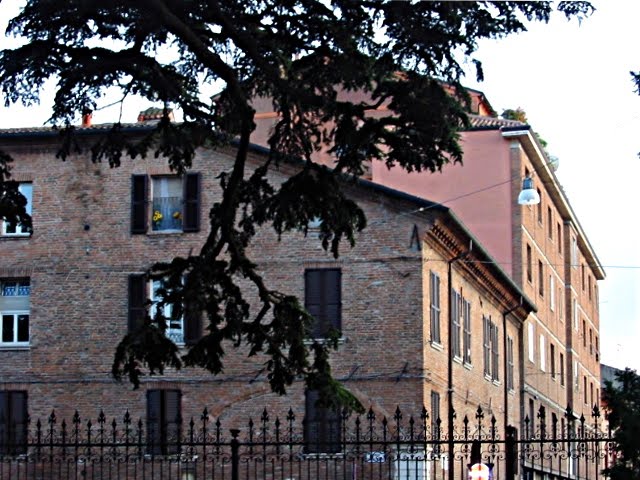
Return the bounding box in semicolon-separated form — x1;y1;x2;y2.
172;211;182;220
153;210;163;223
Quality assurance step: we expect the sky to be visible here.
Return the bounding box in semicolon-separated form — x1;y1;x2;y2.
0;1;638;371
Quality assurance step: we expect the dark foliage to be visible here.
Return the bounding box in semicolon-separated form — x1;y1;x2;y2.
603;368;640;479
0;0;593;410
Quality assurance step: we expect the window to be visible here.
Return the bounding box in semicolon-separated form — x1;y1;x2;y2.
583;376;587;404
128;275;201;345
528;322;535;363
536;190;542;223
547;207;553;239
589;329;593;355
588;276;592;301
451;290;461;358
483;316;499;381
550;343;556;379
305;390;341;453
2;182;32;236
430;391;440;434
151;279;184;344
305;269;341;338
131;173;201;234
560;353;565;386
538;261;544;296
571;236;578;267
147;389;181;455
526;244;532;283
581;265;585;291
573;299;579;331
507;336;514;392
557;223;562;254
549;275;555;311
590;382;594;408
574;361;579;390
558;287;563;321
0;279;30;347
0;391;27;455
539;335;546;372
462;299;471;364
582;320;586;347
429;271;441;344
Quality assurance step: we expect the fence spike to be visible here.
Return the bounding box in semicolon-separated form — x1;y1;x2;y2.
367;407;375;422
394;406;402;423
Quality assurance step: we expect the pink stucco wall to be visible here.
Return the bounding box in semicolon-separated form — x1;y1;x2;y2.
372;130;515;271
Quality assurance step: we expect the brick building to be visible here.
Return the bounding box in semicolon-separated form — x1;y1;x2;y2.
0;123;534;475
253;88;605;479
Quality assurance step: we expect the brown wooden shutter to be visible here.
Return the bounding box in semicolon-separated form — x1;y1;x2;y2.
305;269;341;338
304;390;341;453
182;172;200;232
131;175;149;234
0;391;27;455
147;390;181;455
183;302;202;346
10;392;27;455
128;274;147;332
164;390;181;454
0;392;7;454
146;390;162;455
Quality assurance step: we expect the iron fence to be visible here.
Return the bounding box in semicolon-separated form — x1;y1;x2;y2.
0;405;614;480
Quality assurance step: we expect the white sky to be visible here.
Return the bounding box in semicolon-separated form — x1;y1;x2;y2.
0;1;638;371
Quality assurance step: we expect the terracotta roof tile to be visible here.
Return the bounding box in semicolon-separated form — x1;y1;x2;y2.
467;114;526;129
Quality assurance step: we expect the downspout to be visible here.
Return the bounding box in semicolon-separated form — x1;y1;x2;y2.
447;242;471;480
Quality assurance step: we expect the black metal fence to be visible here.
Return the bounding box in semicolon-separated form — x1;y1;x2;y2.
0;405;614;480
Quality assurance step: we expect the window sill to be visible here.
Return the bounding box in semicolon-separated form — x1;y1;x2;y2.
453;356;463;365
0;234;31;240
304;337;347;346
148;230;185;236
463;362;472;371
0;345;30;351
429;341;443;352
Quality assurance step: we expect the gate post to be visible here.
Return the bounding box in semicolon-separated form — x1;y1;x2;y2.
505;425;517;480
230;428;240;480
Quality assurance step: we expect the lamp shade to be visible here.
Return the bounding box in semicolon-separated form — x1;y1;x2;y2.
517;177;540;205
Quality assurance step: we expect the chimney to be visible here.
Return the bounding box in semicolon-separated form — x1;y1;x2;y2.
81;109;93;127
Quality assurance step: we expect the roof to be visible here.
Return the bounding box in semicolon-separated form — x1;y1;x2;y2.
467;114;525;130
0;123;153;139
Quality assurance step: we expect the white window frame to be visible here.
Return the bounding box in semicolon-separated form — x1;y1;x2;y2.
0;279;31;347
151;176;184;232
150;279;184;344
2;182;32;236
0;311;30;347
549;275;555;311
539;334;546;372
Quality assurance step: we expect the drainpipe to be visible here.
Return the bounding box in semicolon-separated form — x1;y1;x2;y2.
502;298;523;432
447;243;471;480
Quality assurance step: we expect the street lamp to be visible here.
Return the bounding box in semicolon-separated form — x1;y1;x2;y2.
517;176;540;205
